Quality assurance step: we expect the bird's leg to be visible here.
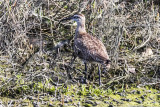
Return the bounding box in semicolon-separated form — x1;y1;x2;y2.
67;53;77;79
69;53;77;67
98;64;101;86
84;62;87;84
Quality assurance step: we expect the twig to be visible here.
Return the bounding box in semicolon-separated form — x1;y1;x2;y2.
133;24;152;50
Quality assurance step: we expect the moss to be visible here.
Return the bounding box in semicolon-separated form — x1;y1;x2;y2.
1;84;160;106
83;103;92;107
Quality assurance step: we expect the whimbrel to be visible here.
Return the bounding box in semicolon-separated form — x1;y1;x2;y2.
61;14;110;85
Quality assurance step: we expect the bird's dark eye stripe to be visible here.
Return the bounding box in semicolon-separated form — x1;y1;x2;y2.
74;16;79;18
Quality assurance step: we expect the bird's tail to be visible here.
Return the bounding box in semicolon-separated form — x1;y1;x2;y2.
106;60;111;64
105;60;111;70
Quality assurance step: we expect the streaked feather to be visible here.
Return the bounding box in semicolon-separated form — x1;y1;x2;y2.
74;32;110;65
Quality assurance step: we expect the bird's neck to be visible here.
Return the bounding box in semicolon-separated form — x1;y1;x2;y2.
76;21;86;34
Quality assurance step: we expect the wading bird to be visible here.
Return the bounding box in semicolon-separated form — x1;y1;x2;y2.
61;14;110;86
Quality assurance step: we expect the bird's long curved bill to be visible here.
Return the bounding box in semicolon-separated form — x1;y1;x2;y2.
60;16;73;22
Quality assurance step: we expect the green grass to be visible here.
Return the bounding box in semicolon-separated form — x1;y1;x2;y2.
0;83;160;106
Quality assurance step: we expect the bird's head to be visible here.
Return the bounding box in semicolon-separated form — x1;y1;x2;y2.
61;14;85;24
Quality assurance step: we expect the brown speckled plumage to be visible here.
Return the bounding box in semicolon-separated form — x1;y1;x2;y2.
74;32;110;65
61;13;110;85
73;14;110;66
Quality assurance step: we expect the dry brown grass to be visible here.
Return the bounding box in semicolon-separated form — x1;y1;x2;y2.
0;0;160;98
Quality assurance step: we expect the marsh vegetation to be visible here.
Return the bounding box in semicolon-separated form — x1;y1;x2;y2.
0;0;160;106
